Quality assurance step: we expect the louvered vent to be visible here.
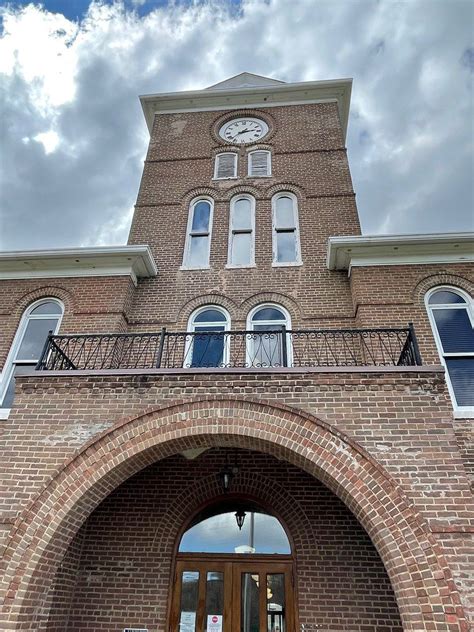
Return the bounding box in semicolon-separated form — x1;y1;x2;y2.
215;153;237;178
249;151;270;176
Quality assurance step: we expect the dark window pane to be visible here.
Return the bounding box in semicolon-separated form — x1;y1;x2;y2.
204;572;224;632
192;201;211;231
446;358;474;406
194;309;226;323
2;364;35;409
179;571;199;632
191;329;225;367
429;291;466;305
276;231;297;263
30;301;62;315
267;574;285;632
433;309;474;353
188;235;209;267
242;573;259;632
16;318;59;361
252;308;285;321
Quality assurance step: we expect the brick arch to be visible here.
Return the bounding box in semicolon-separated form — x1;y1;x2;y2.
153;469;315;558
175;293;238;327
181;186;219;207
221;184;263;200
238;291;302;322
8;285;75;320
265;182;306;203
413;272;474;304
1;398;467;631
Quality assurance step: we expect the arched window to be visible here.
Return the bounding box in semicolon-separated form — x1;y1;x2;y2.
248;150;271;177
247;304;291;367
183;198;214;268
179;501;291;554
271;193;301;265
186;306;230;368
426;287;474;414
0;299;64;412
214;153;237;179
227;195;255;267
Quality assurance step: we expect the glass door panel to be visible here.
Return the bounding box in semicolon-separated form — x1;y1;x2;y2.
241;573;260;632
266;574;285;632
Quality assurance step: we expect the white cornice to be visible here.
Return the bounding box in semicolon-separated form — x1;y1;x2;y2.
0;245;158;285
140;78;352;141
327;233;474;274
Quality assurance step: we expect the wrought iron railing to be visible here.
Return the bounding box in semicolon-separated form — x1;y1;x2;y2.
36;324;422;371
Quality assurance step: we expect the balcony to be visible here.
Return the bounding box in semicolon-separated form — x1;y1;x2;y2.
36;325;422;371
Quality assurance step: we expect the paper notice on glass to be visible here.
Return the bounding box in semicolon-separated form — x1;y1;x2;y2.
207;614;223;632
180;612;196;632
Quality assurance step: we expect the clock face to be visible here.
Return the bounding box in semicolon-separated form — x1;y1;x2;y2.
219;117;269;144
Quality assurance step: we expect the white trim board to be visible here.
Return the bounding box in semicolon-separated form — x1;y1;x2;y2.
0;245;157;285
326;233;474;274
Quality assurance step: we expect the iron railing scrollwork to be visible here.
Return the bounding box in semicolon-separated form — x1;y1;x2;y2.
36;325;422;371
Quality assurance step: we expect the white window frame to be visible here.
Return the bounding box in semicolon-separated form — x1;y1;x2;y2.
0;297;64;418
213;152;238;180
182;197;214;270
185;305;231;368
271;192;302;267
246;303;293;367
226;194;256;269
425;285;474;418
248;149;272;177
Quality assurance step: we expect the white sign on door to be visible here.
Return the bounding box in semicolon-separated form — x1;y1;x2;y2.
207;614;223;632
180;611;196;632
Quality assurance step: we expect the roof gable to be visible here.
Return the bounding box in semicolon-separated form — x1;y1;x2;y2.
206;72;285;90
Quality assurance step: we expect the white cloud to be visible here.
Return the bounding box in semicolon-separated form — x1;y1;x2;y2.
0;0;472;250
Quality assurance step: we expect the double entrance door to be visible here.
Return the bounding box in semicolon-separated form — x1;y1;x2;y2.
171;556;295;632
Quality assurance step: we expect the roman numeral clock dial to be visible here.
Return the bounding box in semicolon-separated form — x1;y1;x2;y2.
219;117;269;144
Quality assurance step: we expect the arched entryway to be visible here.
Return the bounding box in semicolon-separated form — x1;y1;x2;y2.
1;398;468;630
172;497;296;632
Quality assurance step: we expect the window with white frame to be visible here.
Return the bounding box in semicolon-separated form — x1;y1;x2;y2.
214;153;237;179
248;150;271;177
426;287;474;414
0;298;64;411
247;304;291;367
183;198;213;268
185;306;230;368
272;193;301;265
227;195;255;267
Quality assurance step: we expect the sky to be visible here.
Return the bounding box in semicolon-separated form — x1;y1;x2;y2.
0;0;473;251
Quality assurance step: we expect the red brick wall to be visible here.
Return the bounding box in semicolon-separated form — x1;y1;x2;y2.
46;449;402;631
1;370;472;630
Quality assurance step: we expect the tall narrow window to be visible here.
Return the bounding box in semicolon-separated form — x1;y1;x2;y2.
247;304;291;367
248;150;271;177
426;287;474;414
228;195;255;267
214;153;237;179
183;198;213;268
0;299;64;412
185;306;230;368
272;193;301;265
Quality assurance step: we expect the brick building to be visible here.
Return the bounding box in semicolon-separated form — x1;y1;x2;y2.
0;73;473;631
